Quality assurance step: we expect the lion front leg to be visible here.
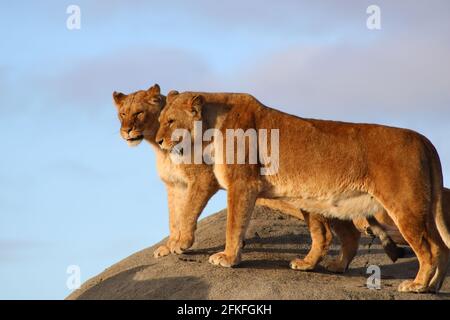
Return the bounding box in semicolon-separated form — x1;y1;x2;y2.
154;184;181;258
209;185;258;268
155;179;219;258
175;182;219;253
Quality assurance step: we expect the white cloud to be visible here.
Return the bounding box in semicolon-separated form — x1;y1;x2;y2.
233;36;450;120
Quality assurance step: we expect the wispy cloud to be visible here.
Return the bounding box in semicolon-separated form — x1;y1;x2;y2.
235;37;450;119
0;239;47;263
21;0;450;119
40;47;217;109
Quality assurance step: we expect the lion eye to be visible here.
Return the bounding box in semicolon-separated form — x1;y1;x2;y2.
168;119;175;125
120;113;126;118
150;97;160;105
134;111;144;117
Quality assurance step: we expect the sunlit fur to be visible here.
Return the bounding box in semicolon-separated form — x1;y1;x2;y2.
113;84;164;148
157;91;450;293
114;86;407;270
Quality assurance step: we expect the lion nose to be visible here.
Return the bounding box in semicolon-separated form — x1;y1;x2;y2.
157;139;163;145
122;127;132;135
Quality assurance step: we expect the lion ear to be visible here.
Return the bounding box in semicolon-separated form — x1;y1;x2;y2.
113;91;126;106
148;84;161;95
167;90;179;103
190;94;204;119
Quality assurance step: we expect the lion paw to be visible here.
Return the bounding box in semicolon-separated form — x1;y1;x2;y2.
398;280;429;293
169;242;185;255
289;258;316;271
167;236;194;255
323;259;347;273
153;245;171;258
208;252;240;267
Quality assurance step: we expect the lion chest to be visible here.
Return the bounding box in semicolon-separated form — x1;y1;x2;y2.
156;153;188;186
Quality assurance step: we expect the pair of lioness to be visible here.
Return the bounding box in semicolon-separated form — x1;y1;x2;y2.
154;90;450;293
113;84;404;265
114;85;449;293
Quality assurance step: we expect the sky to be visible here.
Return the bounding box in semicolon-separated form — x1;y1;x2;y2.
0;0;449;299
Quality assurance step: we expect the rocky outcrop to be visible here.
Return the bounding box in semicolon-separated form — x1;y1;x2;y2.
67;206;449;300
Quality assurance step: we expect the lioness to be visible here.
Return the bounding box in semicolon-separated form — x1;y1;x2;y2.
113;85;405;270
156;91;450;293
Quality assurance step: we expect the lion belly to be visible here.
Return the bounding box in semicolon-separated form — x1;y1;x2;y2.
282;191;383;220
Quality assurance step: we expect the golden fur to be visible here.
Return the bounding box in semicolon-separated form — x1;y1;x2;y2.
113;85;405;268
156;91;450;293
114;85;219;255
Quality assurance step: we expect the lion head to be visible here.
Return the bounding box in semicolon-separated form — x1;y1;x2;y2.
155;91;204;152
113;84;165;147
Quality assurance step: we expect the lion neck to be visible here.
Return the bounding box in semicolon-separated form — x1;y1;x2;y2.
143;95;167;149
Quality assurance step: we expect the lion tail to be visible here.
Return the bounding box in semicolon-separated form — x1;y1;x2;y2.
427;139;450;248
434;186;450;248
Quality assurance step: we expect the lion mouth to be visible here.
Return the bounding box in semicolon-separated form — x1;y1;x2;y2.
127;135;144;142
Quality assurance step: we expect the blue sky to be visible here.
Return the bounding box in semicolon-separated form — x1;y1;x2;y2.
1;1;449;299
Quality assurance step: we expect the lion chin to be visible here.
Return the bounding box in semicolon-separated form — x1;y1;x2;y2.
126;137;143;147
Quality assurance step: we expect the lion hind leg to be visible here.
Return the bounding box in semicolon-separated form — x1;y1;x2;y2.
428;247;449;292
390;207;439;293
323;219;360;273
290;212;332;271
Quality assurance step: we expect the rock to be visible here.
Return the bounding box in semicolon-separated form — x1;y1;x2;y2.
67;206;449;300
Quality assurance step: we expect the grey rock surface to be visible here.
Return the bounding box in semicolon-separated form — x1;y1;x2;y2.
67;206;450;300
